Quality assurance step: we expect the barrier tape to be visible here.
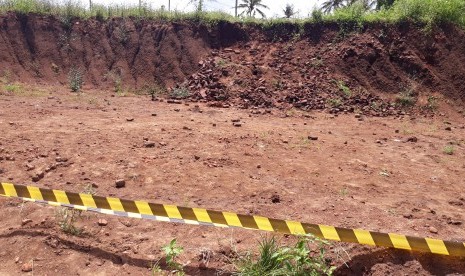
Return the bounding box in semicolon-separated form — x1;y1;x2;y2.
1;182;464;257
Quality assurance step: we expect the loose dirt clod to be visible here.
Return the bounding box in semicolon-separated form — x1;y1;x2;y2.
115;179;126;188
271;194;281;204
32;171;44;182
21;219;32;226
21;262;33;272
405;136;418;143
144;141;156;148
98;219;108;226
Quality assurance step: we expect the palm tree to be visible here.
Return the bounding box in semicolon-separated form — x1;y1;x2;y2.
189;0;205;12
283;4;296;18
321;0;345;14
238;0;269;18
347;0;377;10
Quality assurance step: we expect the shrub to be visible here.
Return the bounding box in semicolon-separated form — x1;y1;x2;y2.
389;0;465;28
68;67;83;92
311;8;323;23
170;85;190;99
395;89;417;107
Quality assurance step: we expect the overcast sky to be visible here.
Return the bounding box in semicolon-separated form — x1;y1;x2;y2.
89;0;325;18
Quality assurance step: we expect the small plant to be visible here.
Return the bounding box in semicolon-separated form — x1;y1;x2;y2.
311;8;323;22
339;187;349;196
272;79;284;90
3;83;21;93
327;98;342;108
56;207;83;235
443;145;455;155
114;76;122;94
68;67;83;92
336;80;351;97
170;85;190;99
236;235;335;275
116;22;129;45
82;183;96;195
162;239;184;272
105;69;127;95
425;95;438;111
150;260;163;276
216;59;228;67
396;89;417;107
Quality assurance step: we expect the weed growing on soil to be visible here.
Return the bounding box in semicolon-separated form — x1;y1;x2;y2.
3;83;21;93
68;67;83;92
327;98;342;108
135;83;167;97
162;239;184;274
311;8;323;23
216;59;228;67
424;95;439;111
396;89;417;108
235;235;335;276
150;260;163;276
116;22;129;45
336;80;351;98
443;145;455;155
170;85;190;99
56;207;83;235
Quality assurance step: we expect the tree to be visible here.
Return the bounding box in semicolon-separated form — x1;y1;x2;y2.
376;0;395;9
321;0;345;14
238;0;269;18
283;4;296;18
189;0;206;12
322;0;395;14
347;0;377;10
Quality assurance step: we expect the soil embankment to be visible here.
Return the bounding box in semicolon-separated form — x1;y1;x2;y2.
1;13;465;113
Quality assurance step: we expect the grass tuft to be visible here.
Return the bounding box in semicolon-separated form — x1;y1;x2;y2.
235;235;335;276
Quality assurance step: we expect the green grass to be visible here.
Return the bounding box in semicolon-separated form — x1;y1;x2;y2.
235;235;335;276
3;83;21;93
336;80;351;98
0;0;464;29
396;89;417;107
443;145;455;155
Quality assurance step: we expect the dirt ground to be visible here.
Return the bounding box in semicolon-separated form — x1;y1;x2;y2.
0;86;464;275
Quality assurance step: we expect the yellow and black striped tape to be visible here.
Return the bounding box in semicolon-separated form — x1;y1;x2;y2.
1;182;464;257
